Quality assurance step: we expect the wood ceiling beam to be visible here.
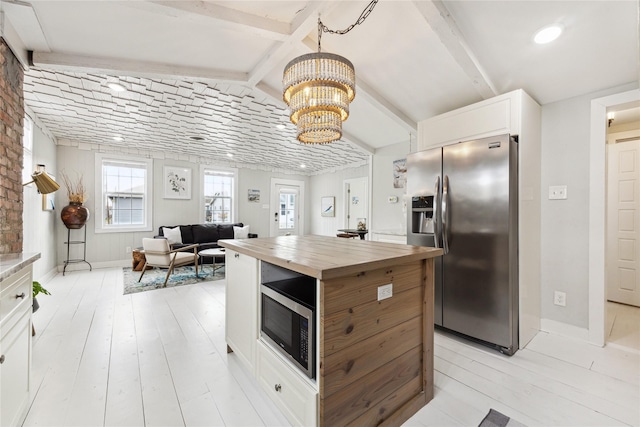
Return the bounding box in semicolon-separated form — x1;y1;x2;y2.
134;1;290;40
412;0;496;99
30;51;248;83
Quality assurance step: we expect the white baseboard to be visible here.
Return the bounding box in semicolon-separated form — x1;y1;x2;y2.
540;318;590;342
56;259;129;273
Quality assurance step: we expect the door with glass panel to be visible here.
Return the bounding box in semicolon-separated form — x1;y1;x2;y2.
273;184;300;236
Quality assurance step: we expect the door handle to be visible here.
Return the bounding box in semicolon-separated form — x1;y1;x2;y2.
442;175;450;255
434;176;441;249
274;212;278;222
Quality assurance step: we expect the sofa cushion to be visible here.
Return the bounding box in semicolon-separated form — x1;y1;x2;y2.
233;225;250;239
158;225;193;244
192;224;220;244
162;226;183;245
218;223;242;240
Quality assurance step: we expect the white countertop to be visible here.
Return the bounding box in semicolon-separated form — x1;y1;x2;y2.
0;253;41;282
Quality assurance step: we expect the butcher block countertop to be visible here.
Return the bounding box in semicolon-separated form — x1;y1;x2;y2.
218;234;442;280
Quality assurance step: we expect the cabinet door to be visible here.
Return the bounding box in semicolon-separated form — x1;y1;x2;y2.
0;309;31;427
225;249;258;373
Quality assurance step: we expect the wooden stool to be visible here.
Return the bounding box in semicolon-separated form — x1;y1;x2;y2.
132;248;152;271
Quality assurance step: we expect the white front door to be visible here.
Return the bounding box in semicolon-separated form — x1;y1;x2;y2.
607;139;640;307
270;179;304;237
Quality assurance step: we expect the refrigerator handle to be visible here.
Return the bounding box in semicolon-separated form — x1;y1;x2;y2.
434;176;441;249
442;175;450;254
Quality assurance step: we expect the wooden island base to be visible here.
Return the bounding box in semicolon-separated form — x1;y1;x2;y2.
219;235;442;427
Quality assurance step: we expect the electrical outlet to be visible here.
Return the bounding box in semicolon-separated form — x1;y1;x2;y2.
549;185;568;200
126;246;132;253
553;291;566;306
378;284;393;301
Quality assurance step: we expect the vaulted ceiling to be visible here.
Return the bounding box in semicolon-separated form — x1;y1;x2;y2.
4;0;639;174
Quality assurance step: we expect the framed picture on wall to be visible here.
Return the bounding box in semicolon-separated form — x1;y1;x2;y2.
164;166;191;199
321;196;335;217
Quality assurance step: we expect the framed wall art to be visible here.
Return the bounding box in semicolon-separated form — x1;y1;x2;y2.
164;166;192;199
321;196;335;217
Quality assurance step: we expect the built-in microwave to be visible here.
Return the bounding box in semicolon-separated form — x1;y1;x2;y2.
260;263;316;379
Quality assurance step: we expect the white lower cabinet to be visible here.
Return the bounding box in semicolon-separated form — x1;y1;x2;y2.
0;265;33;427
256;341;318;427
225;249;258;374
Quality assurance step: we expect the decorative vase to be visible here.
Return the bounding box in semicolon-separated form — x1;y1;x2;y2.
32;297;40;313
61;202;90;229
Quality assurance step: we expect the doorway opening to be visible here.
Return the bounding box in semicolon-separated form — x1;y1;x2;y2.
591;88;640;348
604;103;640;352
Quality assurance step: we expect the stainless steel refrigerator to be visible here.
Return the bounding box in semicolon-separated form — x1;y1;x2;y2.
406;134;519;355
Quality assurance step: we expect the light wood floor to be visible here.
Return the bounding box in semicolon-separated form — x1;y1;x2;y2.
606;301;640;353
23;268;640;427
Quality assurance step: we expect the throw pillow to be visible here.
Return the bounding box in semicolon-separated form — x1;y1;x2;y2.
163;227;183;245
234;225;250;239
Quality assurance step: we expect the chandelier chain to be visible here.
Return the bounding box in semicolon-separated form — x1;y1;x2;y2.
317;0;379;52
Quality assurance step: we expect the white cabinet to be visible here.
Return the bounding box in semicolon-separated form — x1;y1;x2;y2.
225;249;258;374
256;341;317;427
417;89;542;349
0;265;33;427
371;232;407;245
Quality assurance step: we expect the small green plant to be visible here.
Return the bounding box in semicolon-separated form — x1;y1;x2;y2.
32;281;51;299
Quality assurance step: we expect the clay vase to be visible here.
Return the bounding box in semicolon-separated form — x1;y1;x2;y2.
61;202;90;229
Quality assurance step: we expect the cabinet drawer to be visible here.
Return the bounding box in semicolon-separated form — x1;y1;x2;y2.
257;341;317;427
0;267;31;323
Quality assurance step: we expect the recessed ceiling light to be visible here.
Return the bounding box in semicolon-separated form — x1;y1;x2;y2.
534;25;563;44
107;83;126;92
227;153;234;158
190;136;205;141
113;136;124;142
300;164;306;169
276;124;286;130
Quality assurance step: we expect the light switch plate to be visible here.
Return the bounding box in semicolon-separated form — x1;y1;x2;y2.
549;185;567;200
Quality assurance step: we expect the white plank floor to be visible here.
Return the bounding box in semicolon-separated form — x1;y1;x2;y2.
23;268;640;427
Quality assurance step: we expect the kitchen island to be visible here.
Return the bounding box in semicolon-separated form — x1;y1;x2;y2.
218;235;442;426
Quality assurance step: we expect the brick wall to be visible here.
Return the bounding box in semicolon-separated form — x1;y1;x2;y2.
0;39;24;254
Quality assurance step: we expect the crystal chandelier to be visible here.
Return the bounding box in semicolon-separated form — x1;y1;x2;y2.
282;1;378;144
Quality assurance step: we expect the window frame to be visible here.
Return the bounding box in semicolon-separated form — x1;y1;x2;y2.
200;165;238;224
94;154;153;233
22;116;33;186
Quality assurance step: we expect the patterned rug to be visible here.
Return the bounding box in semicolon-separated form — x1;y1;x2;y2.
122;265;224;294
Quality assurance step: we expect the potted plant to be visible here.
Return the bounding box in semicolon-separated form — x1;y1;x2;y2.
32;281;51;313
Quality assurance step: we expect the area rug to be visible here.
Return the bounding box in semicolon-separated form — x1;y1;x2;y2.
479;409;526;427
122;265;224;294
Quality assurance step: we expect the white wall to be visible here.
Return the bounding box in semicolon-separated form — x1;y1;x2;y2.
309;164;369;236
23;117;58;281
55;145;310;267
540;82;638;329
371;141;411;235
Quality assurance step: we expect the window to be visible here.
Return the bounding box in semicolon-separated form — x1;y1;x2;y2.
95;154;152;233
279;191;297;230
202;168;236;224
22;116;33;185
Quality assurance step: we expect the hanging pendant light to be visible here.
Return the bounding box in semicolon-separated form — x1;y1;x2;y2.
282;1;378;144
283;50;355;144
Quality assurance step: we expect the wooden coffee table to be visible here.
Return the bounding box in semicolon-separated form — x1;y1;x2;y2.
199;248;226;274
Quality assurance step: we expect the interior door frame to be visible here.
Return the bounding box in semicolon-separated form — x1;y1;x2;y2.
343;177;369;230
270;178;305;237
589;88;640;346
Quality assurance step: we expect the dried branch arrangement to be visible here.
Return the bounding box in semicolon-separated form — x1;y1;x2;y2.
61;171;86;204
